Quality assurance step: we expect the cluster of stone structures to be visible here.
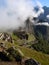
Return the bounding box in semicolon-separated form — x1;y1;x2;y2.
13;30;28;40
0;33;13;43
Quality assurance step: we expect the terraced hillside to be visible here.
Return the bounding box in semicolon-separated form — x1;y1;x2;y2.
19;46;49;65
0;32;49;65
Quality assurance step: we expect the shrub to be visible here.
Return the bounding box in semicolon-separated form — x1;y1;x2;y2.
32;33;49;54
7;47;22;62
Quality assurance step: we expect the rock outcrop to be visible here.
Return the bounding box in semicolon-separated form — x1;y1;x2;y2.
24;58;41;65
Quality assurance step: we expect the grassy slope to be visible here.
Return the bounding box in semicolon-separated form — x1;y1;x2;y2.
12;33;49;65
1;40;49;65
18;46;49;65
0;33;49;65
12;33;35;45
28;33;35;42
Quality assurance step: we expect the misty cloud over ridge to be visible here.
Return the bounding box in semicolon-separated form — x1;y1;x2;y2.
0;0;44;30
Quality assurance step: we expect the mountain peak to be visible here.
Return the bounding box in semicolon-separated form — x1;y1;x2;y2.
38;6;49;22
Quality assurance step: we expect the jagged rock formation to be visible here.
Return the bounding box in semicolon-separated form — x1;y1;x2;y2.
25;18;34;33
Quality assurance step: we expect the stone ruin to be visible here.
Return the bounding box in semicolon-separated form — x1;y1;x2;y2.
0;33;13;43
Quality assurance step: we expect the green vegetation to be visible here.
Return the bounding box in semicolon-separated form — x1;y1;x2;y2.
32;33;49;54
28;33;35;42
12;33;19;41
6;47;23;61
11;32;49;65
12;33;35;46
0;32;49;65
32;41;49;54
19;46;49;65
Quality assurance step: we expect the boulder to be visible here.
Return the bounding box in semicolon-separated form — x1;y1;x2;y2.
24;58;40;65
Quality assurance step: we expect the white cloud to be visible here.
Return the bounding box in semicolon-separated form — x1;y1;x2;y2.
47;15;49;19
34;1;44;17
0;0;44;30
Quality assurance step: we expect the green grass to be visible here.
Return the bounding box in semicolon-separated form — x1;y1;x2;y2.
0;40;49;65
11;33;49;65
12;33;35;46
28;33;35;42
18;46;49;65
0;33;49;65
0;40;14;49
12;33;19;41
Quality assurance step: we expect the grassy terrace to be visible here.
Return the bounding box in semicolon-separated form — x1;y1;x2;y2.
12;33;35;45
0;33;49;65
18;46;49;65
11;33;49;65
1;42;49;65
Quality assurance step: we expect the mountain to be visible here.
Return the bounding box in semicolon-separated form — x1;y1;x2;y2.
38;6;49;22
34;6;49;22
